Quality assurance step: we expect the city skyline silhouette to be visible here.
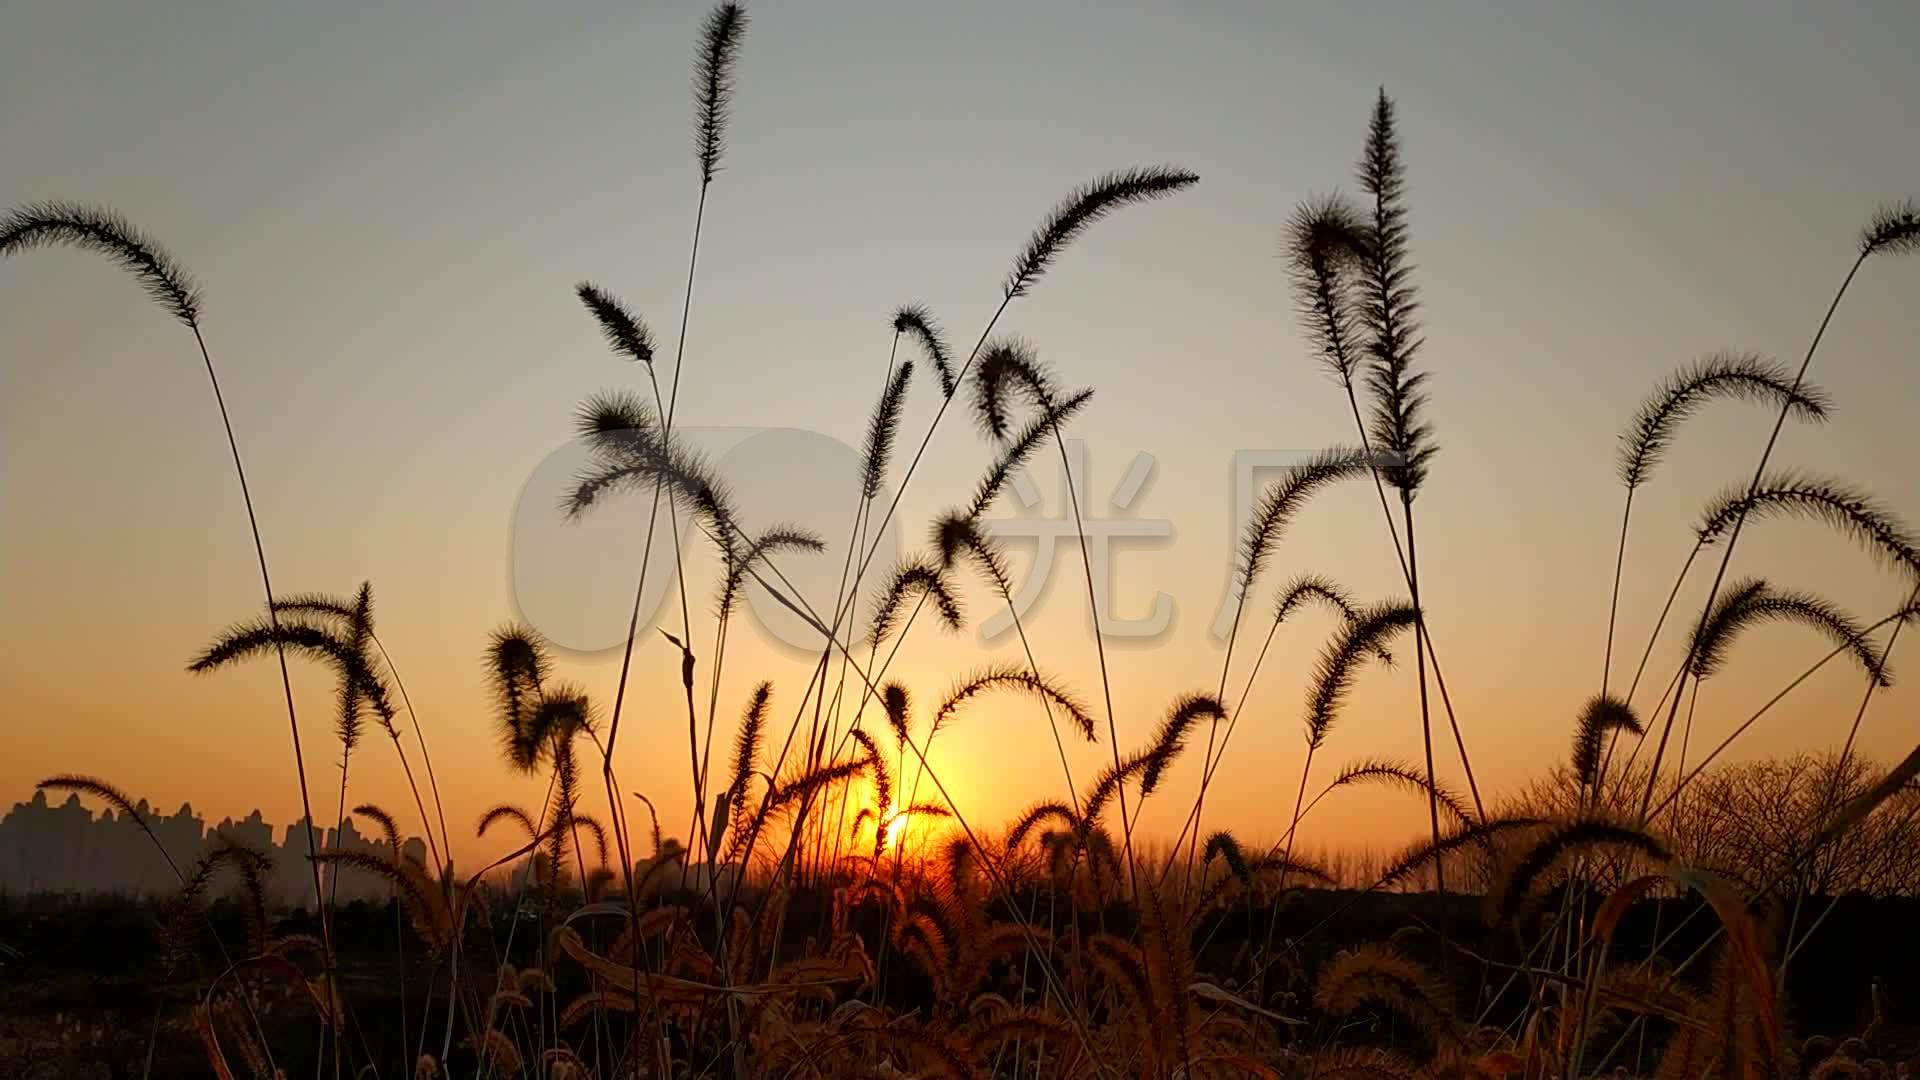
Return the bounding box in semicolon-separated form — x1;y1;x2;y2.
0;786;427;905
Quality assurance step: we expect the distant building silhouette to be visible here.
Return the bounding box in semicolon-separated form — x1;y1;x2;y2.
0;789;427;908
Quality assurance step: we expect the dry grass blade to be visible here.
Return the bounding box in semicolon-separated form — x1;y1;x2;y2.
1810;740;1920;852
1593;866;1781;1058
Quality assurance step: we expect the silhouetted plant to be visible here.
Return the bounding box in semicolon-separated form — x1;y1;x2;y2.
2;201;336;996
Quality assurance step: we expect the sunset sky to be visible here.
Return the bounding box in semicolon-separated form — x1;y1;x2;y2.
4;1;1918;871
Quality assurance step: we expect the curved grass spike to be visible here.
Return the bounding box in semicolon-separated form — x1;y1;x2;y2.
961;388;1095;521
1286;192;1370;383
1140;693;1226;795
932;664;1095;741
192;591;393;930
715;525;825;623
860;359;914;499
3;202;334;1026
1364;817;1549;895
727;681;771;841
352;803;403;854
847;729;890;821
867;558;963;651
1202;830;1253;887
1860;198;1920;257
1315;944;1462;1053
272;592;450;868
1696;472;1920;581
574;282;656;368
1274;573;1395;663
1617;354;1831;492
766;757;871;816
570;812;611;870
269;590;391;748
929;512;1019;603
0;202;201;326
693;3;747;184
564;389;744;554
1685;578;1887;686
1492;817;1669;924
190;615;395;736
1572;694;1642;792
970;338;1061;440
1003;166;1199;299
476;804;539;843
1006;801;1077;854
880;681;912;749
1307;758;1475;831
1637;195;1920;818
37;776;188;881
1603;357;1831;702
892;304;957;398
1304;602;1420;750
1230;450;1374;623
1077;752;1152;843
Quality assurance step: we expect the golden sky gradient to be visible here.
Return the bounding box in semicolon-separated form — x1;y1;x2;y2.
4;2;1918;870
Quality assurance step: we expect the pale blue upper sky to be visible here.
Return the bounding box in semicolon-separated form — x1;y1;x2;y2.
4;1;1917;859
